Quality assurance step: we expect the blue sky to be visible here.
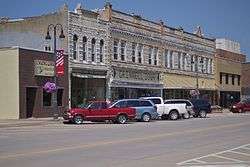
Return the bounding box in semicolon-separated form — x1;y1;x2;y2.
1;0;250;61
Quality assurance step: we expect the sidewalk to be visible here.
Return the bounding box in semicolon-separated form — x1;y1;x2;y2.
0;117;63;128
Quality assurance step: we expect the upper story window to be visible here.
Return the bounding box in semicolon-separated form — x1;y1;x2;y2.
153;47;158;65
209;59;213;74
237;75;241;86
182;53;186;70
225;74;229;84
200;57;204;73
191;55;194;72
45;45;51;51
91;38;96;62
113;40;118;60
177;52;181;69
220;73;223;84
137;44;143;63
120;40;126;61
164;49;168;67
170;51;173;69
204;58;209;73
232;74;235;85
149;47;153;65
132;43;136;63
82;36;87;61
194;55;198;72
73;34;78;60
100;39;104;63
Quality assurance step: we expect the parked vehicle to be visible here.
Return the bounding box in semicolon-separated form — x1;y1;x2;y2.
190;99;211;118
63;101;136;124
231;98;250;113
141;97;189;120
110;99;158;122
164;99;195;118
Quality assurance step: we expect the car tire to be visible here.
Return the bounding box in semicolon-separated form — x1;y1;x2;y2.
183;112;190;119
74;115;83;125
141;113;151;122
169;110;179;120
117;114;127;124
239;109;243;113
199;110;207;118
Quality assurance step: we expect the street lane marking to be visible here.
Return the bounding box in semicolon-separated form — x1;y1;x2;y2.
229;150;250;156
0;122;250;160
213;154;243;163
177;144;250;166
193;159;206;163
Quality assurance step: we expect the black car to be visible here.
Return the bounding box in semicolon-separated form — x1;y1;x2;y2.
190;99;211;118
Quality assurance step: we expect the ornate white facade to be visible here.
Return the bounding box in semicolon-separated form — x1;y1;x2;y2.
67;3;216;103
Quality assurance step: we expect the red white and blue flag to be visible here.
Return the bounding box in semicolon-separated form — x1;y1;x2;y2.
56;49;64;76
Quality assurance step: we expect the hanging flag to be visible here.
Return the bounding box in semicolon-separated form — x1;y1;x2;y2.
56;49;64;76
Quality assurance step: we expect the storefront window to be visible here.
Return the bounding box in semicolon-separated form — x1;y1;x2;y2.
43;90;51;106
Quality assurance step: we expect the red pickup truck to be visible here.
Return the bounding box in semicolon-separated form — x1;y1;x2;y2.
63;101;136;124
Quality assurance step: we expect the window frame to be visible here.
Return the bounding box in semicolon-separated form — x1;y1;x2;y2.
113;40;119;60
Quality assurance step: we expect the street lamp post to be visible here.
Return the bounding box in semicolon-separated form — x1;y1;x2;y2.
45;24;65;120
191;56;203;99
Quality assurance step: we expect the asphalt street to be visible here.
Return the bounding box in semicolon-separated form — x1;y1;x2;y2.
0;113;250;167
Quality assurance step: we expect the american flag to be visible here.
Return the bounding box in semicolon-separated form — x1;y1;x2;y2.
56;49;64;76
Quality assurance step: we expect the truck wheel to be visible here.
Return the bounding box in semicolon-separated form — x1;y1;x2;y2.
169;110;179;120
141;113;151;122
117;114;127;124
199;110;207;118
183;112;190;119
74;115;83;125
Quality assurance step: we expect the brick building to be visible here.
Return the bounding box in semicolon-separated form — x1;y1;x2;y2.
0;47;68;119
215;39;246;107
242;62;250;99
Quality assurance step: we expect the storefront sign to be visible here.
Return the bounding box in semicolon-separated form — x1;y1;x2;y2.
34;60;54;77
114;69;159;82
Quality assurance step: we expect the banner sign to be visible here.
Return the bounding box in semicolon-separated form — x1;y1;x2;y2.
34;60;54;77
56;49;64;76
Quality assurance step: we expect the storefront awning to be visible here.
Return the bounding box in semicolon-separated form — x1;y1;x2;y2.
111;80;163;90
72;73;106;79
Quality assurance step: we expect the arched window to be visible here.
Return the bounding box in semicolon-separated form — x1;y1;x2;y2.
91;38;96;62
73;34;78;60
100;39;104;63
82;36;87;61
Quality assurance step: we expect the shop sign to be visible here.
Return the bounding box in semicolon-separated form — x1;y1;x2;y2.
34;60;54;77
114;69;159;82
